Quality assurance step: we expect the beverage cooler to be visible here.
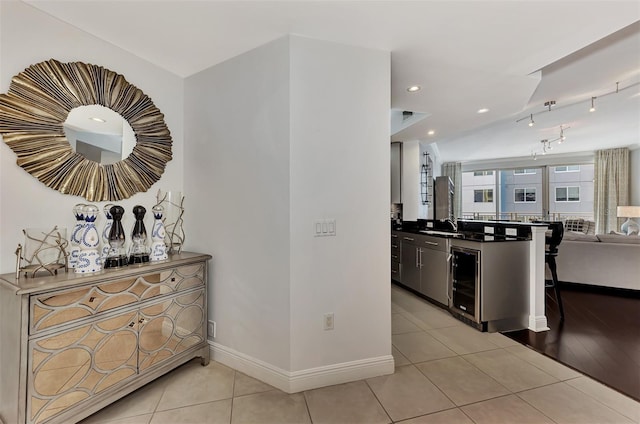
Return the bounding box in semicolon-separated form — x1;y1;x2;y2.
450;246;480;323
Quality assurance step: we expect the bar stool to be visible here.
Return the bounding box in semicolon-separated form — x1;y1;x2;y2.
544;221;565;321
533;220;565;321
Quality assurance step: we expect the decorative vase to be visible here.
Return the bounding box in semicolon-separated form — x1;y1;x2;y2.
150;204;168;261
104;205;128;268
128;205;150;264
76;205;101;274
69;203;86;268
101;203;114;260
156;190;185;253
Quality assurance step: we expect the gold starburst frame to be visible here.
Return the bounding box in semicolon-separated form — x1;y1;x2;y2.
0;59;172;201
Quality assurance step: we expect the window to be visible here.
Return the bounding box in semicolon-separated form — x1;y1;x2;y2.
514;169;537;175
473;170;494;176
555;165;580;173
515;188;536;202
555;186;580;202
474;189;493;202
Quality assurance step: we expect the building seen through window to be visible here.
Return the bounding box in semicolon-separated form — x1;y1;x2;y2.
461;163;594;221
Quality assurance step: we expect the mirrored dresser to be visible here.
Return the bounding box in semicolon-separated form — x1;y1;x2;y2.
0;252;212;424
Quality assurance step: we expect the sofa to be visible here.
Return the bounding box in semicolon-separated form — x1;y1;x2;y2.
555;222;640;291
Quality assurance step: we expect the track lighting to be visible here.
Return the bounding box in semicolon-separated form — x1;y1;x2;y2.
517;81;638;128
559;125;566;143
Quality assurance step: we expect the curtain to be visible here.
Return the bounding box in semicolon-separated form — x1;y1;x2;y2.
594;148;629;234
442;162;462;219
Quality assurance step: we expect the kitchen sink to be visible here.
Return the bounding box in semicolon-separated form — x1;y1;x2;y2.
419;230;463;237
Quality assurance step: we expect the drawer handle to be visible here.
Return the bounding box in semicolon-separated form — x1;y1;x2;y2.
403;237;414;241
89;296;96;303
424;241;438;246
138;318;145;324
391;244;398;248
171;277;176;282
391;269;397;274
391;255;398;259
128;322;135;327
391;234;398;238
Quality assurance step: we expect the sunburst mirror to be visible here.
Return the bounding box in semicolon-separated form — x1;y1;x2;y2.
0;59;172;201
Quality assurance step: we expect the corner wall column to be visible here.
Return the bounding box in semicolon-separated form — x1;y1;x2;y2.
528;226;549;331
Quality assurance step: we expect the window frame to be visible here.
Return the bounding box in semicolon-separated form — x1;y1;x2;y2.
555;186;580;202
514;169;537;175
473;188;494;203
554;165;580;173
514;187;537;203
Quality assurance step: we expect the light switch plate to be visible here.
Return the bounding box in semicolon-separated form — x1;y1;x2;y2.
314;219;336;237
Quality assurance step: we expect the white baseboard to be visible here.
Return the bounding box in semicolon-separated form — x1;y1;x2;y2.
209;341;394;393
528;315;549;332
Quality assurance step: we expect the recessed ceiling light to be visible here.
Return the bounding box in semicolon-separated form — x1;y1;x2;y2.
477;108;489;114
407;85;421;93
427;130;435;136
89;117;106;123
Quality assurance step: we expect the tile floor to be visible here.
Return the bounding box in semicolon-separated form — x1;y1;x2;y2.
81;285;639;424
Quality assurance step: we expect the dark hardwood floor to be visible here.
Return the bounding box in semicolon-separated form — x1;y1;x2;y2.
504;285;640;401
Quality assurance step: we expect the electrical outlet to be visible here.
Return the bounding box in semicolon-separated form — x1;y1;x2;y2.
323;313;334;330
208;320;216;338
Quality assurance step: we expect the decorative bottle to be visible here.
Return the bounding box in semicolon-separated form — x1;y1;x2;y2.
101;203;114;260
104;205;128;268
76;204;101;273
69;203;86;268
128;205;150;264
150;204;168;261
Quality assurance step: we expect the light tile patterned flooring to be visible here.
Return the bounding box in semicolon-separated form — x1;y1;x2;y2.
81;285;639;424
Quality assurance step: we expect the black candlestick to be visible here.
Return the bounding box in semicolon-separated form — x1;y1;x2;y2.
104;205;128;268
129;205;150;264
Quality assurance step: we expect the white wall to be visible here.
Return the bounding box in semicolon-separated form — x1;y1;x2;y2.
631;147;640;205
184;35;391;381
0;1;184;273
184;37;292;370
289;36;391;371
401;140;420;221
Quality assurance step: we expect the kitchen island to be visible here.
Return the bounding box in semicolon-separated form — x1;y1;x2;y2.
392;220;549;332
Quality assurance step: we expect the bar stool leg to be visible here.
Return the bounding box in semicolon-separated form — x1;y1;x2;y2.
547;256;565;321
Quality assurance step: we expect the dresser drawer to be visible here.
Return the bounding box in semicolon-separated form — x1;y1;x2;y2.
30;263;205;334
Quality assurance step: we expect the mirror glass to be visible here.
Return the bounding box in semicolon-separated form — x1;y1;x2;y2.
64;105;135;165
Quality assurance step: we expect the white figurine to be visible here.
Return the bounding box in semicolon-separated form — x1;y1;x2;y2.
69;203;86;268
101;203;114;260
150;204;168;261
76;204;102;273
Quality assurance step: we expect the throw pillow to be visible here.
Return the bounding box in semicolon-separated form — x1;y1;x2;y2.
564;231;599;242
583;220;596;235
564;219;585;232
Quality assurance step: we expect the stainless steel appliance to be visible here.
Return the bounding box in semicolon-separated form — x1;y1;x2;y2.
434;176;454;222
450;246;480;323
449;238;529;332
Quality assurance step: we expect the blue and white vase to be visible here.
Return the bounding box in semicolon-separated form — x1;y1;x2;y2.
76;205;101;274
101;203;114;260
69;203;86;269
150;205;168;261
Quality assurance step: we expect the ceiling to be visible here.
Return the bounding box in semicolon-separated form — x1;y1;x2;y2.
24;1;640;163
